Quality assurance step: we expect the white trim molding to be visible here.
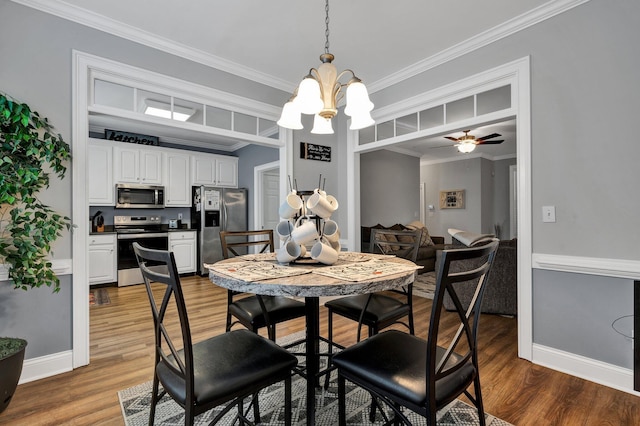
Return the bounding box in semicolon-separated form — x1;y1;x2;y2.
533;344;640;396
12;0;591;94
532;253;640;280
0;259;72;282
19;350;73;385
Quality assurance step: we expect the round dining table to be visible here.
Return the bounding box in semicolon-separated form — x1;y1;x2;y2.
207;252;419;426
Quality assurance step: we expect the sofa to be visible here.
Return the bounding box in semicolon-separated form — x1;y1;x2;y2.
442;237;517;316
361;222;446;274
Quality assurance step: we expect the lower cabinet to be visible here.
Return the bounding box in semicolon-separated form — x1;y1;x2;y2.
169;231;196;274
89;234;117;284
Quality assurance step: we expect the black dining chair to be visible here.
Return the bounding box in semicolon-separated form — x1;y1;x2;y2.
220;230;306;341
325;228;423;344
332;240;499;426
133;242;298;425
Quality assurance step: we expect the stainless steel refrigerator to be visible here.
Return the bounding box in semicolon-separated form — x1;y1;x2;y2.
192;186;248;275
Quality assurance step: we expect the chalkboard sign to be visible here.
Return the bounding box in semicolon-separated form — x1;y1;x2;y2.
300;142;331;162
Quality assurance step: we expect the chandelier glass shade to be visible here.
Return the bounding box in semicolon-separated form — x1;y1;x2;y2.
277;1;374;135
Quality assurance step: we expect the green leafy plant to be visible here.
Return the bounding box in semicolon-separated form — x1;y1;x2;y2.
0;92;72;292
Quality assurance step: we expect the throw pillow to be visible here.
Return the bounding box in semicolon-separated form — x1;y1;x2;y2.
405;221;434;247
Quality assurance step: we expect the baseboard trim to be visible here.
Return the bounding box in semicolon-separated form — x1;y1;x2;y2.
19;350;73;384
532;343;640;396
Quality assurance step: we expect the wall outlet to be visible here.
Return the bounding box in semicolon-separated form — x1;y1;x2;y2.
178;213;183;220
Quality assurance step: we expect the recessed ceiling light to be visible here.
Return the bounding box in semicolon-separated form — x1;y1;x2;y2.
143;99;194;122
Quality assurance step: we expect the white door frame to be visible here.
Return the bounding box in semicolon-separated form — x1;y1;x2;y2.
71;51;290;368
253;160;280;230
347;57;532;361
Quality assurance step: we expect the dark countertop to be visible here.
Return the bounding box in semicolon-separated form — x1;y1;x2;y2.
90;225;195;235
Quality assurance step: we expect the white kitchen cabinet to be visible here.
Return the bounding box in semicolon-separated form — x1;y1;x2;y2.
114;145;163;184
88;139;114;205
191;154;238;187
215;155;238;187
89;234;117;284
169;231;196;273
164;152;191;206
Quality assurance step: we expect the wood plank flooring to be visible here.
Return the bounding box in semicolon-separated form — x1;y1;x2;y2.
1;275;638;425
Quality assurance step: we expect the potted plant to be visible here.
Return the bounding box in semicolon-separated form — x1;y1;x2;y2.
0;338;27;413
0;92;71;413
0;92;71;291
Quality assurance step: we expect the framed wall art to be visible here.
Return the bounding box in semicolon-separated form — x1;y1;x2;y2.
439;189;465;209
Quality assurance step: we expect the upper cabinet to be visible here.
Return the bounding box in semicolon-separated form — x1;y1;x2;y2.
164;152;191;207
88;139;114;205
114;146;163;184
192;154;238;188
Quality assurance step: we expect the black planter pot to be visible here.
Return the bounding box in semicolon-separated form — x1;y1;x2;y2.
0;339;27;414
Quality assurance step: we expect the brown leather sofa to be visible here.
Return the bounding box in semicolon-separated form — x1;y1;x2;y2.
361;223;446;274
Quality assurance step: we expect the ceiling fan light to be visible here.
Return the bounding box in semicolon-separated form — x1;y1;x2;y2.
277;101;303;129
349;111;375;130
344;82;374;116
294;77;323;115
457;143;476;153
311;114;334;134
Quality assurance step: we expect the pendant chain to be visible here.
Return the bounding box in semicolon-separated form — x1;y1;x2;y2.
324;0;330;54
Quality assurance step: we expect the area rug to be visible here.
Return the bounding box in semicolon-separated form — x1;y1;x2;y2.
89;288;111;306
413;271;436;299
118;332;512;425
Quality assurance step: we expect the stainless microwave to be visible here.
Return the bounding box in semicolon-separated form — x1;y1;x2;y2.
115;184;164;208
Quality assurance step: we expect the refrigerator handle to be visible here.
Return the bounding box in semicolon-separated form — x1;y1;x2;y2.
223;202;227;229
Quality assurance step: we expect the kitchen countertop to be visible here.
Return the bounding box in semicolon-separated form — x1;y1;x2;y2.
89;225;195;235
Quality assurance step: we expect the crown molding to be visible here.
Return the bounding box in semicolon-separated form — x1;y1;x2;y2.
367;0;592;93
420;152;516;166
13;0;590;95
11;0;294;92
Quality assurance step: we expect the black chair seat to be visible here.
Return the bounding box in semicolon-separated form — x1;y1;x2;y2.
157;329;298;406
332;330;474;407
333;241;500;425
229;296;306;329
325;294;410;327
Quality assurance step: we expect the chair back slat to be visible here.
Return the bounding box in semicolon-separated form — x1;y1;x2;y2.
427;240;499;400
133;243;194;389
220;230;275;259
369;228;422;262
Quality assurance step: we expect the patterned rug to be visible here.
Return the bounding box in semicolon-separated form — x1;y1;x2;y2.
413;271;436;299
118;332;512;425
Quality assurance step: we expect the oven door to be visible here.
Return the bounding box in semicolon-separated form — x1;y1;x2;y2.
117;232;168;286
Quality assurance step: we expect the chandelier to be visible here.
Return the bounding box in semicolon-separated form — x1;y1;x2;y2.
277;0;374;134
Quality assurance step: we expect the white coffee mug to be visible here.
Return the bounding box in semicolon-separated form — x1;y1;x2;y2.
276;220;294;241
311;240;339;265
329;239;341;253
276;241;301;264
306;192;335;219
325;195;339;211
279;192;303;219
291;220;319;245
322;220;340;242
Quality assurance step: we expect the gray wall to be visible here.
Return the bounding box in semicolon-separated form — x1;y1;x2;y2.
385;0;640;368
493;158;516;239
360;150;420;227
0;2;288;361
236;144;280;229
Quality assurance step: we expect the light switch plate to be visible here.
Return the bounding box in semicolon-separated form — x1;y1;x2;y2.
542;206;556;223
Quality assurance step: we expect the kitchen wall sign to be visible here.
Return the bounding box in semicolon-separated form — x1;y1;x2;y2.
300;142;331;162
105;129;159;146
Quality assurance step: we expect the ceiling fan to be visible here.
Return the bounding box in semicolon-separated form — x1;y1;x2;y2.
439;130;504;153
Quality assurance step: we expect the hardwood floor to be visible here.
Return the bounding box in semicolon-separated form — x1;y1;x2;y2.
2;275;638;425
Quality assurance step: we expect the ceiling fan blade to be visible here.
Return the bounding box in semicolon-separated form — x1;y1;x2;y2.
444;136;459;141
476;133;502;141
430;144;456;149
476;140;504;145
